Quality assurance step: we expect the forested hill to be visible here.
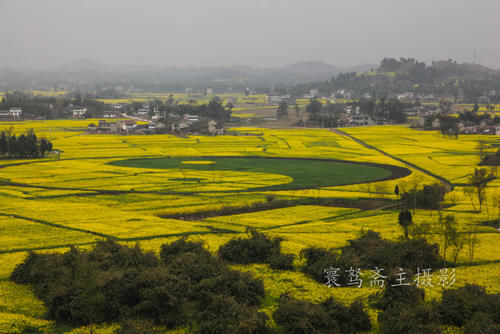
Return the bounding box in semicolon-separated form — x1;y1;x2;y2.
288;58;500;102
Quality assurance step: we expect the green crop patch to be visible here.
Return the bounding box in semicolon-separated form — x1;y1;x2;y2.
109;156;409;192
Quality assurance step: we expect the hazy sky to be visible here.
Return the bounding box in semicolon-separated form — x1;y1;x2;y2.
1;0;499;69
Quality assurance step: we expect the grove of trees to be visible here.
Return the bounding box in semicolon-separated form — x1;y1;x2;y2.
0;129;53;158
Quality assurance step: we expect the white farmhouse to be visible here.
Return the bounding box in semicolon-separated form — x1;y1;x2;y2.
9;107;22;117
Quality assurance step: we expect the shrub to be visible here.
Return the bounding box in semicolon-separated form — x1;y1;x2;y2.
438;284;492;327
218;227;295;270
401;183;447;210
194;295;268;334
299;246;343;283
273;294;371;334
371;275;425;311
463;312;500;334
194;269;265;306
268;252;295;270
301;230;442;285
378;302;442;334
273;294;332;333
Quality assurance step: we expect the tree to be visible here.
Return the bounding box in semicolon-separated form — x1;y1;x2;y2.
472;103;479;113
305;98;322;117
477;141;487;161
436;213;464;264
225;102;234;113
276;101;288;120
398;210;413;239
39;138;52;156
207;96;231;121
465;168;495;212
394;185;400;205
0;131;7;155
465;224;480;264
439;99;452;114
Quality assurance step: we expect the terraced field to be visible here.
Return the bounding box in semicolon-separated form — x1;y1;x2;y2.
0;120;499;332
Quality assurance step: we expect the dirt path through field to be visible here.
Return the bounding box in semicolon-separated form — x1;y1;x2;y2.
332;128;454;190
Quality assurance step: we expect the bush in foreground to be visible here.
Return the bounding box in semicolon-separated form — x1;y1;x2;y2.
273;294;371;334
300;230;442;285
11;239;267;333
218;227;295;270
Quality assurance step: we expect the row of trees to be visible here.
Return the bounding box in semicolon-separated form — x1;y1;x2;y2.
398;209;479;265
394;166;497;265
0;129;52;158
301;97;410;127
0;92;107;119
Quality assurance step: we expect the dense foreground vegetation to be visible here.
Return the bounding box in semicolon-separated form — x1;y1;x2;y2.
11;239;269;333
10;231;500;333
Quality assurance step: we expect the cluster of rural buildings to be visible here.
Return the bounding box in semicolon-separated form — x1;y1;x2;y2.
87;103;224;135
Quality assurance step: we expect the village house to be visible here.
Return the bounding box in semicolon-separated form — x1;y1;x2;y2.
478;125;499;135
137;108;149;117
408;117;426;128
88;120;112;134
184;114;199;122
0;110;10;119
72;108;87;118
404;106;426;117
208;120;224;135
136;103;150;117
9;107;22;118
459;122;478;134
116;120;137;132
0;107;23;120
397;92;414;101
103;110;117;118
350;114;375;126
172;120;190;132
113;103;125;111
336;89;353;100
266;95;283;105
432;118;441;129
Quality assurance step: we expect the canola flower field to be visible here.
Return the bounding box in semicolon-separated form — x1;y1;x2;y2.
0;120;499;332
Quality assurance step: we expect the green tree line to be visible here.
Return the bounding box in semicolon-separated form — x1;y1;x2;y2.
0;129;53;158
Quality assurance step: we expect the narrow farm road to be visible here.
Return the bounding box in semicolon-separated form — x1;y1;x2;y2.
332;128;454;190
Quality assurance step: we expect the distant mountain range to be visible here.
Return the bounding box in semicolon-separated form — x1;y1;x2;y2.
1;59;498;92
0;60;376;91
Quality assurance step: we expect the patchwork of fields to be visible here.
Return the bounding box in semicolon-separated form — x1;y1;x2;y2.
0;121;499;332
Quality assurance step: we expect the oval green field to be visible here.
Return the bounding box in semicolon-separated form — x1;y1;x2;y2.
109;156;411;192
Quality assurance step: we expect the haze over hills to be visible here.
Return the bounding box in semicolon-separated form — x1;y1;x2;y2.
0;58;498;93
0;60;375;91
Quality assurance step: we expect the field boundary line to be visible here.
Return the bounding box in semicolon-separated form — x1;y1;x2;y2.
0;230;240;255
0;212;114;240
333;128;454;190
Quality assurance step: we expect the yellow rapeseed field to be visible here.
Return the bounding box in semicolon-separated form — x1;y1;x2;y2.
0;120;499;332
